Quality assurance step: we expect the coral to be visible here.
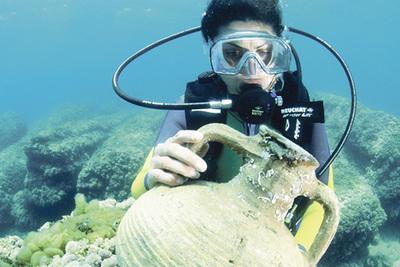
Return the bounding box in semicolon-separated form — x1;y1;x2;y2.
77;109;164;202
314;93;396;266
10;191;33;231
320;174;387;265
41;103;92;128
345;101;400;219
0;104;163;236
0;111;27;152
0;142;28;195
0;140;28;233
0;235;24;265
14;194;132;266
318;93;400;220
366;118;400;218
21;117;117;227
366;237;400;267
100;255;118;267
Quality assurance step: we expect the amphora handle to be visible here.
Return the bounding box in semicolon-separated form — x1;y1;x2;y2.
190;123;265;161
301;179;340;266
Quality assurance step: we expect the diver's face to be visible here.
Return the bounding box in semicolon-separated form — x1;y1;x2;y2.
214;21;277;95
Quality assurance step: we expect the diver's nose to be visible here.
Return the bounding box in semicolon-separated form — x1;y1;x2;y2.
242;57;257;76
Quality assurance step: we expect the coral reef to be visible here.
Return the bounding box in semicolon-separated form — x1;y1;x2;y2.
316;93;399;266
319;173;387;265
2;103;163;231
366;237;400;267
12;194;133;266
49;238;119;267
0;111;27;152
77;110;164;202
0;112;28;234
0;140;28;235
320;93;400;219
40;103;93;129
21;118;115;228
0;235;24;266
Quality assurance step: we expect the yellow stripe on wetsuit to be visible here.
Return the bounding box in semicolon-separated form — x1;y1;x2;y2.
295;165;334;251
131;147;154;199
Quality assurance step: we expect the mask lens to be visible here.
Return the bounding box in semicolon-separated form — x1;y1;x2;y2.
222;41;273;67
222;43;243;67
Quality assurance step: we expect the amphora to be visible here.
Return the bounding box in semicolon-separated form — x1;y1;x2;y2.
117;123;339;266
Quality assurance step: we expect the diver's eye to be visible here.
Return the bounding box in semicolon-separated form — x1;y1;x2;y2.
223;49;244;66
257;50;271;59
224;49;243;59
257;49;272;64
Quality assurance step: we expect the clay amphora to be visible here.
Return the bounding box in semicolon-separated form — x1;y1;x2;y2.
117;123;340;266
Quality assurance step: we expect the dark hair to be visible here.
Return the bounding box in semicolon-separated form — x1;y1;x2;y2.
201;0;284;42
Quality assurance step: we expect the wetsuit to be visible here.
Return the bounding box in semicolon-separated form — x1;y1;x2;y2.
131;72;334;252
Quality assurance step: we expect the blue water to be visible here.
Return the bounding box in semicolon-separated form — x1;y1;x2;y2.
0;0;399;124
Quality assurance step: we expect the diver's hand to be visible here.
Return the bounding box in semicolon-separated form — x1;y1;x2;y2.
146;130;208;188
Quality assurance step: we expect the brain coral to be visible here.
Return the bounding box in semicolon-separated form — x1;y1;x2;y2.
16;194;130;266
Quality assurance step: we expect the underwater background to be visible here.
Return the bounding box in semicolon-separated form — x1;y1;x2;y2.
1;0;399;121
0;0;399;266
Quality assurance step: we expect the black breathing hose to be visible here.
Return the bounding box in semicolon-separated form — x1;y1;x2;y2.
288;27;357;178
112;26;357;177
111;27;226;110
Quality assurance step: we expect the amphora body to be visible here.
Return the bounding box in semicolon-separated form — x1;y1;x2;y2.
117;123;339;266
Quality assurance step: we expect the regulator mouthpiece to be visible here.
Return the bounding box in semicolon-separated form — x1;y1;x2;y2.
233;84;282;124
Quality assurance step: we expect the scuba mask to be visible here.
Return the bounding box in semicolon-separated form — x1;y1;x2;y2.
210;31;291;76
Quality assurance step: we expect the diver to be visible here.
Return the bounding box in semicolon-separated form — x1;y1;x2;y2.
130;0;334;254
